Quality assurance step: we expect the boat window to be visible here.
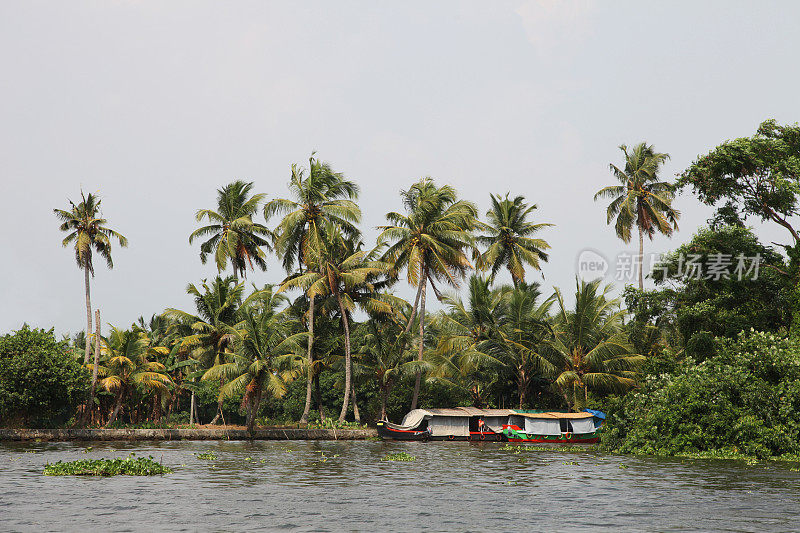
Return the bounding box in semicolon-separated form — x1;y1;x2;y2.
559;419;574;433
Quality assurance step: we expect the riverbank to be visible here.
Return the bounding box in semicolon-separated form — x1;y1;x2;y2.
0;427;377;441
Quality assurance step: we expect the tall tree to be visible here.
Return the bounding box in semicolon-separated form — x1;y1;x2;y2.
265;155;360;423
54;191;128;364
476;194;552;286
546;278;643;411
594;143;680;289
189;180;271;280
378;178;478;409
279;229;389;422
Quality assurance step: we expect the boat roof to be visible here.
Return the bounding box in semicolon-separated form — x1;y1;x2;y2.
422;408;516;417
511;411;595;419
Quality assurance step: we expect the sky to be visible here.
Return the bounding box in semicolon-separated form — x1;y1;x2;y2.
2;0;799;336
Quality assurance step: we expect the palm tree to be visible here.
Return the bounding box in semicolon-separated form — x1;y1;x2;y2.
279;228;390;422
594;143;680;289
378;178;478;409
265;154;360;423
163;276;250;424
93;326;173;426
354;300;414;420
495;282;555;408
189;180;271;280
429;276;508;407
476;194;552;287
54;191;128;364
202;287;305;432
546;278;644;411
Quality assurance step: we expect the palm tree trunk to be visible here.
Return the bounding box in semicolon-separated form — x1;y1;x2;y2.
106;390;124;427
86;309;101;424
638;225;644;290
410;269;428;411
404;275;425;333
351;384;360;423
247;383;263;433
314;373;325;421
83;262;92;364
300;296;315;424
337;292;352;422
189;390;198;425
380;386;388;420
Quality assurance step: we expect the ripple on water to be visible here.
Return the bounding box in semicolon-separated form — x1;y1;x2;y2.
1;440;799;531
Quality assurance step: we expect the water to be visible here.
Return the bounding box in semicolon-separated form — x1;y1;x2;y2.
1;440;798;532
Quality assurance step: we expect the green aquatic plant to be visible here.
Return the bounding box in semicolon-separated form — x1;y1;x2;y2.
43;455;171;476
195;452;217;460
382;452;416;462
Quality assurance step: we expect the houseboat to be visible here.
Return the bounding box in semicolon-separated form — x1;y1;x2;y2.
376;407;514;441
502;410;605;443
378;408;605;442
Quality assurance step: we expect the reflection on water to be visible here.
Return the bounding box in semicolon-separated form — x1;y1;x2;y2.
0;440;798;532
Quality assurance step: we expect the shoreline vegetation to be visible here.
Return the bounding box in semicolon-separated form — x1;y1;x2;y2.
3;121;800;465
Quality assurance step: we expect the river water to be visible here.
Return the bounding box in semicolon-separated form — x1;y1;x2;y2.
1;440;798;532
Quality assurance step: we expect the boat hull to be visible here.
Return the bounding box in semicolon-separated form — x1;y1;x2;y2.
503;428;600;444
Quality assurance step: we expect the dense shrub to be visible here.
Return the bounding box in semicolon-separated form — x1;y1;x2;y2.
0;326;88;427
602;331;800;459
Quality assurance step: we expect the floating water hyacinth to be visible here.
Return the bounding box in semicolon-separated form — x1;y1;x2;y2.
382;452;415;462
43;455;171;476
195;452;217;460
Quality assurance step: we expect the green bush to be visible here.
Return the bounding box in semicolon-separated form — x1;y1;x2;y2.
602;330;800;459
0;326;89;427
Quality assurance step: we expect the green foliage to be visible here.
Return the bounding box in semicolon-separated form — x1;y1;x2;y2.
382;452;415;461
0;326;88;427
602;330;800;460
43;455;172;476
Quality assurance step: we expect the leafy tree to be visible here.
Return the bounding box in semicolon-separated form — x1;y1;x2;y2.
0;326;88;427
202;287;305;432
378;178;479;409
677;119;800;332
476;194;552;286
594;143;679;289
54;191;128;363
648;225;789;345
547;278;643;410
264;154;360;423
189;180;271;280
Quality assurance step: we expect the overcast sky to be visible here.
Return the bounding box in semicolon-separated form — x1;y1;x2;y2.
2;1;799;336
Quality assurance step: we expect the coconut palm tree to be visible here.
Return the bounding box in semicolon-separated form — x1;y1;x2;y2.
93;326;173;426
546;278;644;411
189;180;271;280
476;194;552;286
54;191;128;364
354;299;414;420
429;276;509;407
594;143;680;289
279;228;390;422
495;282;555;408
378;178;478;409
163;276;249;424
202;287;305;432
265;154;360;423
